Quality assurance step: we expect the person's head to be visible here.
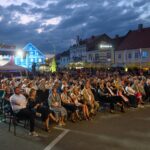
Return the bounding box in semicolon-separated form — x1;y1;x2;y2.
99;83;104;89
52;86;57;94
146;79;150;85
62;86;68;93
28;82;33;88
5;86;11;94
72;86;79;94
29;89;36;99
14;87;21;95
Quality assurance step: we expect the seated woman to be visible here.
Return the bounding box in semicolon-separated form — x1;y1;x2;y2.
61;87;77;122
117;87;130;107
70;86;90;120
105;82;125;113
97;83;115;112
48;86;67;126
82;80;100;115
125;82;138;108
132;80;144;107
27;89;56;132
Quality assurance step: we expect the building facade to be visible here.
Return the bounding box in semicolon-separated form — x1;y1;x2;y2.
70;44;87;63
56;50;70;68
115;24;150;68
15;43;45;69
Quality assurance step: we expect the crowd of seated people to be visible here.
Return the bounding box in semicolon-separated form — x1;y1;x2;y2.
0;69;150;137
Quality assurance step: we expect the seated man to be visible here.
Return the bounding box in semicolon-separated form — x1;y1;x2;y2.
10;87;38;136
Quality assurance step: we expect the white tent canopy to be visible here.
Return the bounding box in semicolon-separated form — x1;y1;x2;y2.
0;57;27;72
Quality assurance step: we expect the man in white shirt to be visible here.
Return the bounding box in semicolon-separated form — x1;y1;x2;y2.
10;87;38;136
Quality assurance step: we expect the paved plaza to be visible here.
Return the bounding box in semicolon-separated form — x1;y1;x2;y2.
0;105;150;150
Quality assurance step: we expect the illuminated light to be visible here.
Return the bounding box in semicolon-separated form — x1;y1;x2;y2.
38;58;42;63
100;44;112;49
125;67;128;72
31;58;34;62
16;50;24;58
76;67;83;69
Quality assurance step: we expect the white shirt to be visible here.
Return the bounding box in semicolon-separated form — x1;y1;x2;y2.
10;94;27;112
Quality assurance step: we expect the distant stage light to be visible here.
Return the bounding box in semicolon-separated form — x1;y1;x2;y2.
16;50;24;58
100;44;112;49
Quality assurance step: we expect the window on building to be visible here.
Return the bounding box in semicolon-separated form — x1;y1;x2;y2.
95;54;99;61
89;54;93;61
142;51;148;58
135;52;139;59
38;58;42;63
29;47;32;51
118;54;121;59
106;52;111;59
128;53;132;59
31;58;34;62
30;51;34;55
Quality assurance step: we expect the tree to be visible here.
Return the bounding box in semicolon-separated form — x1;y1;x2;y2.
50;57;56;73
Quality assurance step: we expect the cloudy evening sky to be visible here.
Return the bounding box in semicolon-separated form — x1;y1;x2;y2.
0;0;150;54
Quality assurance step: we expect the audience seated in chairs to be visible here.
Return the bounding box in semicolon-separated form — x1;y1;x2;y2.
70;86;90;120
27;89;56;132
82;80;100;115
10;87;38;136
61;87;78;122
48;86;67;127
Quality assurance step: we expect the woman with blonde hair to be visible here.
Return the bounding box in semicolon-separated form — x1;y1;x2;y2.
70;86;90;120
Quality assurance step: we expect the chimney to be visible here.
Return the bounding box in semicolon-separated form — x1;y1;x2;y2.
138;24;143;30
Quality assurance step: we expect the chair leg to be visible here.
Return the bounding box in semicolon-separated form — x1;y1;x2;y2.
8;117;12;132
13;118;16;136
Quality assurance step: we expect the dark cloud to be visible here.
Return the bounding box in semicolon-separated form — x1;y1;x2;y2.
0;0;149;54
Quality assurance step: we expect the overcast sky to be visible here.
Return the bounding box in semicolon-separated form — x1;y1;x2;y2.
0;0;150;54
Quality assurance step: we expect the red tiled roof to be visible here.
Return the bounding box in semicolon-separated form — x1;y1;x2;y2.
117;27;150;51
112;35;127;50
